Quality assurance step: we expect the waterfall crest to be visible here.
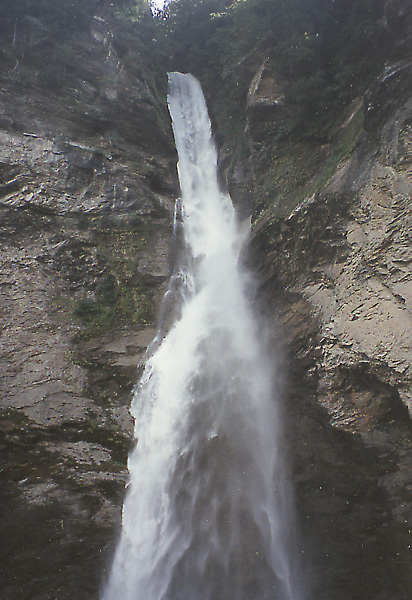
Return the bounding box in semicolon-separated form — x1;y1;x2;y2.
102;72;302;600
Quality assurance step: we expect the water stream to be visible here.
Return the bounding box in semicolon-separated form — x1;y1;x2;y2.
102;72;302;600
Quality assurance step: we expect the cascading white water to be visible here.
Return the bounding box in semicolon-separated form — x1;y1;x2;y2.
102;72;303;600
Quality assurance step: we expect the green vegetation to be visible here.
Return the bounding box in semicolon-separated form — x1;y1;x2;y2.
0;0;394;138
0;0;399;220
252;99;365;214
0;0;98;42
0;0;169;98
160;0;391;140
72;215;156;335
75;277;154;333
300;103;365;197
74;265;154;335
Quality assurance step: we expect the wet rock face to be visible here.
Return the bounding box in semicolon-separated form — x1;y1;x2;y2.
0;15;176;600
245;32;412;600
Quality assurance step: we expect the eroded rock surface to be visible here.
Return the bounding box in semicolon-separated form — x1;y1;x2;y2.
245;44;412;600
0;13;176;599
1;3;412;600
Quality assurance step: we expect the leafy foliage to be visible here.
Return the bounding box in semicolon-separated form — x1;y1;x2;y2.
157;0;391;138
0;0;394;137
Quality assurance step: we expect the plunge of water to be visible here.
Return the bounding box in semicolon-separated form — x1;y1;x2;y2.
102;72;303;600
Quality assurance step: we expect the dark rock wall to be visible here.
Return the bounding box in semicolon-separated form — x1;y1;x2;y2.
227;9;412;599
0;13;176;600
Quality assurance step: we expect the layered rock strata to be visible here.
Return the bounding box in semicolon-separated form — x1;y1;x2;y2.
0;16;175;599
242;39;412;600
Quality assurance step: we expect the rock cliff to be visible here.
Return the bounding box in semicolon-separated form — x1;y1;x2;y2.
0;13;176;599
0;2;411;600
234;10;412;599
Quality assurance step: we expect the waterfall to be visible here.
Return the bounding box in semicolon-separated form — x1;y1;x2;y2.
102;72;302;600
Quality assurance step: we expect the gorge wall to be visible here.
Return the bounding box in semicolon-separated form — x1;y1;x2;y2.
0;11;177;598
243;43;412;600
0;1;411;599
224;5;412;596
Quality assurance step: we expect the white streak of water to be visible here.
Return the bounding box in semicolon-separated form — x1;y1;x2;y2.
102;72;303;600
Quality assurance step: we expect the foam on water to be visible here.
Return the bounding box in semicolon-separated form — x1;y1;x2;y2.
102;72;303;600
